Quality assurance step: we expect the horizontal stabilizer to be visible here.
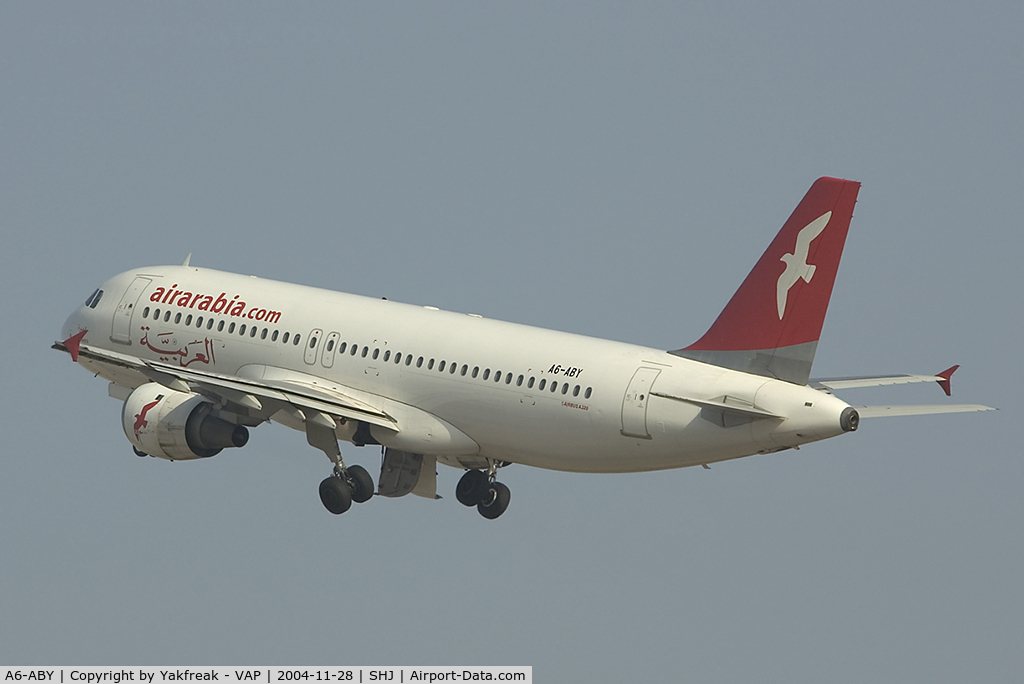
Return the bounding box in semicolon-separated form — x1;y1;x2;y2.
812;365;960;396
857;404;995;418
812;374;947;390
650;392;782;419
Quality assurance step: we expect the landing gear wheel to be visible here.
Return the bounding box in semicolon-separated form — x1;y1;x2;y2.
477;481;511;519
319;476;353;515
456;469;490;506
345;465;375;503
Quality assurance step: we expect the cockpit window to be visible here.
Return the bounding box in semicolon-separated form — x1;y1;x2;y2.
85;289;104;308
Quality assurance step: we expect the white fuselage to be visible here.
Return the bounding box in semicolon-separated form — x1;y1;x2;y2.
62;265;854;473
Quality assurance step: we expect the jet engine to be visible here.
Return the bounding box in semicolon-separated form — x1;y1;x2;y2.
121;382;249;460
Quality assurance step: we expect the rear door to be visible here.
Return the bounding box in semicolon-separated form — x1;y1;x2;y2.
621;367;662;438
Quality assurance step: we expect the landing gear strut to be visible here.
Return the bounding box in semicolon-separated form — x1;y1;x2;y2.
456;464;511;519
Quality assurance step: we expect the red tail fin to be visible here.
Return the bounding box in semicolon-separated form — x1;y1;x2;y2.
672;177;861;384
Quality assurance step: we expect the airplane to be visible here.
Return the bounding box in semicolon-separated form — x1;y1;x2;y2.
54;177;994;519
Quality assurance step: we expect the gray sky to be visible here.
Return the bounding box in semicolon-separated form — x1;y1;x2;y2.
2;2;1021;681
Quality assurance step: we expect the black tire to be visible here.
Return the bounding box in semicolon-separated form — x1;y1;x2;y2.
133;446;148;457
346;465;375;503
478;481;511;519
319;476;352;515
456;469;489;506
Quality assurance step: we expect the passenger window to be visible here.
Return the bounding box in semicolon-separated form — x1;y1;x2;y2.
438;360;446;372
539;379;546;390
450;363;457;375
461;365;468;376
505;373;512;385
250;326;257;338
229;322;236;333
495;371;502;383
573;385;580;397
272;330;279;342
528;377;535;389
185;315;192;326
417;357;424;368
294;334;301;346
584;387;592;399
260;328;267;339
428;359;435;370
164;311;171;322
338;342;346;354
405;355;413;366
361;347;368;358
384;350;391;362
351;344;358;356
483;369;490;380
240;324;247;335
143;307;151;318
550;381;558;393
175;313;182;324
153;309;161;320
207;318;214;330
282;332;290;344
326;338;334;351
218;321;226;332
561;383;568;395
395;353;402;364
372;348;379;360
195;316;203;328
309;335;318;348
472;366;479;378
516;375;524;387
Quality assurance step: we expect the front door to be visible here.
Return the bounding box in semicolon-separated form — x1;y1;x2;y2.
111;277;151;345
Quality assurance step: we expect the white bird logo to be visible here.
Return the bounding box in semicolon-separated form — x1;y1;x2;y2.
776;211;831;319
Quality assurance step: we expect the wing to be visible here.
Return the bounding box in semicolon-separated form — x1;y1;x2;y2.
53;340;397;431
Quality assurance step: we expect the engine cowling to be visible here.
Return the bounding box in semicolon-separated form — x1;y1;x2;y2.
122;382;249;460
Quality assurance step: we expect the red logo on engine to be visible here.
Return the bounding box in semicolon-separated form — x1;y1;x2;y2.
133;396;163;440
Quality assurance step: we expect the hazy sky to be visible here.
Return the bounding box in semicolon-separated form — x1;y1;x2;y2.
2;3;1021;681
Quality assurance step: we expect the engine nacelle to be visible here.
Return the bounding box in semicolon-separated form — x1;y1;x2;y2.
122;382;249;460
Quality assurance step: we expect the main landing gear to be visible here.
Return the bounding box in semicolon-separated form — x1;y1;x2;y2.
456;466;511;519
307;420;375;515
319;464;375;515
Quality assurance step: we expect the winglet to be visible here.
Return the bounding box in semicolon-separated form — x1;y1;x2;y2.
63;329;87;362
936;365;959;397
182;253;192;267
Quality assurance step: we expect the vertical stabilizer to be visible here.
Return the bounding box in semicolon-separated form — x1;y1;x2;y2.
671;177;860;385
